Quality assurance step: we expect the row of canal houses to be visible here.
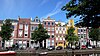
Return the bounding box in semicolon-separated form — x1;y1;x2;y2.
0;16;90;48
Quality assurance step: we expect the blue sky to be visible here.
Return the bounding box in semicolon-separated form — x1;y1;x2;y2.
0;0;79;23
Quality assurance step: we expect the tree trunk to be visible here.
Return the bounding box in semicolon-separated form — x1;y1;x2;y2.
2;40;5;48
39;41;43;48
44;40;46;48
96;41;97;47
70;42;72;48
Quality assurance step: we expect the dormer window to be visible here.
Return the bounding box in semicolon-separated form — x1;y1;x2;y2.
48;22;50;26
36;19;38;22
33;16;40;22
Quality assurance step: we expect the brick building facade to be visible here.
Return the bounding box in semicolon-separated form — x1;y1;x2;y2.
0;17;90;48
42;17;55;48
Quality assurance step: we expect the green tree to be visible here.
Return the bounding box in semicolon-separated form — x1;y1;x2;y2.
67;27;79;42
62;0;100;28
89;28;100;47
31;24;49;48
65;27;79;47
0;19;13;48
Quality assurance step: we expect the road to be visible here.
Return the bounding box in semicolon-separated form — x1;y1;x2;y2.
36;49;100;55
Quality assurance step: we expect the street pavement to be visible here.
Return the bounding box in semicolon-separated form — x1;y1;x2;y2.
36;48;100;55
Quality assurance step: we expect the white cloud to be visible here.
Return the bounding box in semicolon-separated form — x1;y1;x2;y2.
41;1;63;19
39;0;48;6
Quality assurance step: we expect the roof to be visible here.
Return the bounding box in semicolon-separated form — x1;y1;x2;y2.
43;16;55;21
33;16;41;22
0;20;3;24
10;19;18;22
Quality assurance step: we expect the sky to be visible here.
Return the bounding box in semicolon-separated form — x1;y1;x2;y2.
0;0;79;23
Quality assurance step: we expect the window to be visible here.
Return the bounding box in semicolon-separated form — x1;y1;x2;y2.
44;22;46;25
63;28;65;30
25;34;27;36
51;33;54;35
19;30;22;37
60;38;62;40
44;27;45;29
82;34;84;38
84;29;86;32
78;29;80;33
63;31;65;34
52;22;54;26
84;34;86;38
81;29;83;32
56;38;58;40
26;24;27;26
78;34;80;37
59;28;61;30
58;31;59;34
35;26;38;30
52;40;54;42
63;38;65;40
48;40;50;42
25;24;28;30
59;31;62;34
62;31;63;34
48;27;50;31
60;35;62;37
19;24;23;29
36;19;38;22
52;40;54;45
48;33;50;35
81;35;83;38
52;28;54;31
48;42;50;46
48;22;50;26
52;35;54;38
32;26;34;30
56;31;58;33
48;40;50;46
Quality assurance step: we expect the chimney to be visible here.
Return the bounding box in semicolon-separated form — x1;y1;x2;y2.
18;16;20;20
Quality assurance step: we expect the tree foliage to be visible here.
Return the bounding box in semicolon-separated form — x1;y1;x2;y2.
89;28;100;46
62;0;100;28
89;28;100;41
0;19;13;47
66;27;79;42
31;24;50;42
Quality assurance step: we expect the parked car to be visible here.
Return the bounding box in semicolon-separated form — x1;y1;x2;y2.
71;45;75;50
19;44;26;49
66;45;71;49
47;46;55;51
88;46;92;49
56;46;63;50
92;45;95;48
81;45;86;49
75;46;80;49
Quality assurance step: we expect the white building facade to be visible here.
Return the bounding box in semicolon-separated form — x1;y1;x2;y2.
55;21;66;48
